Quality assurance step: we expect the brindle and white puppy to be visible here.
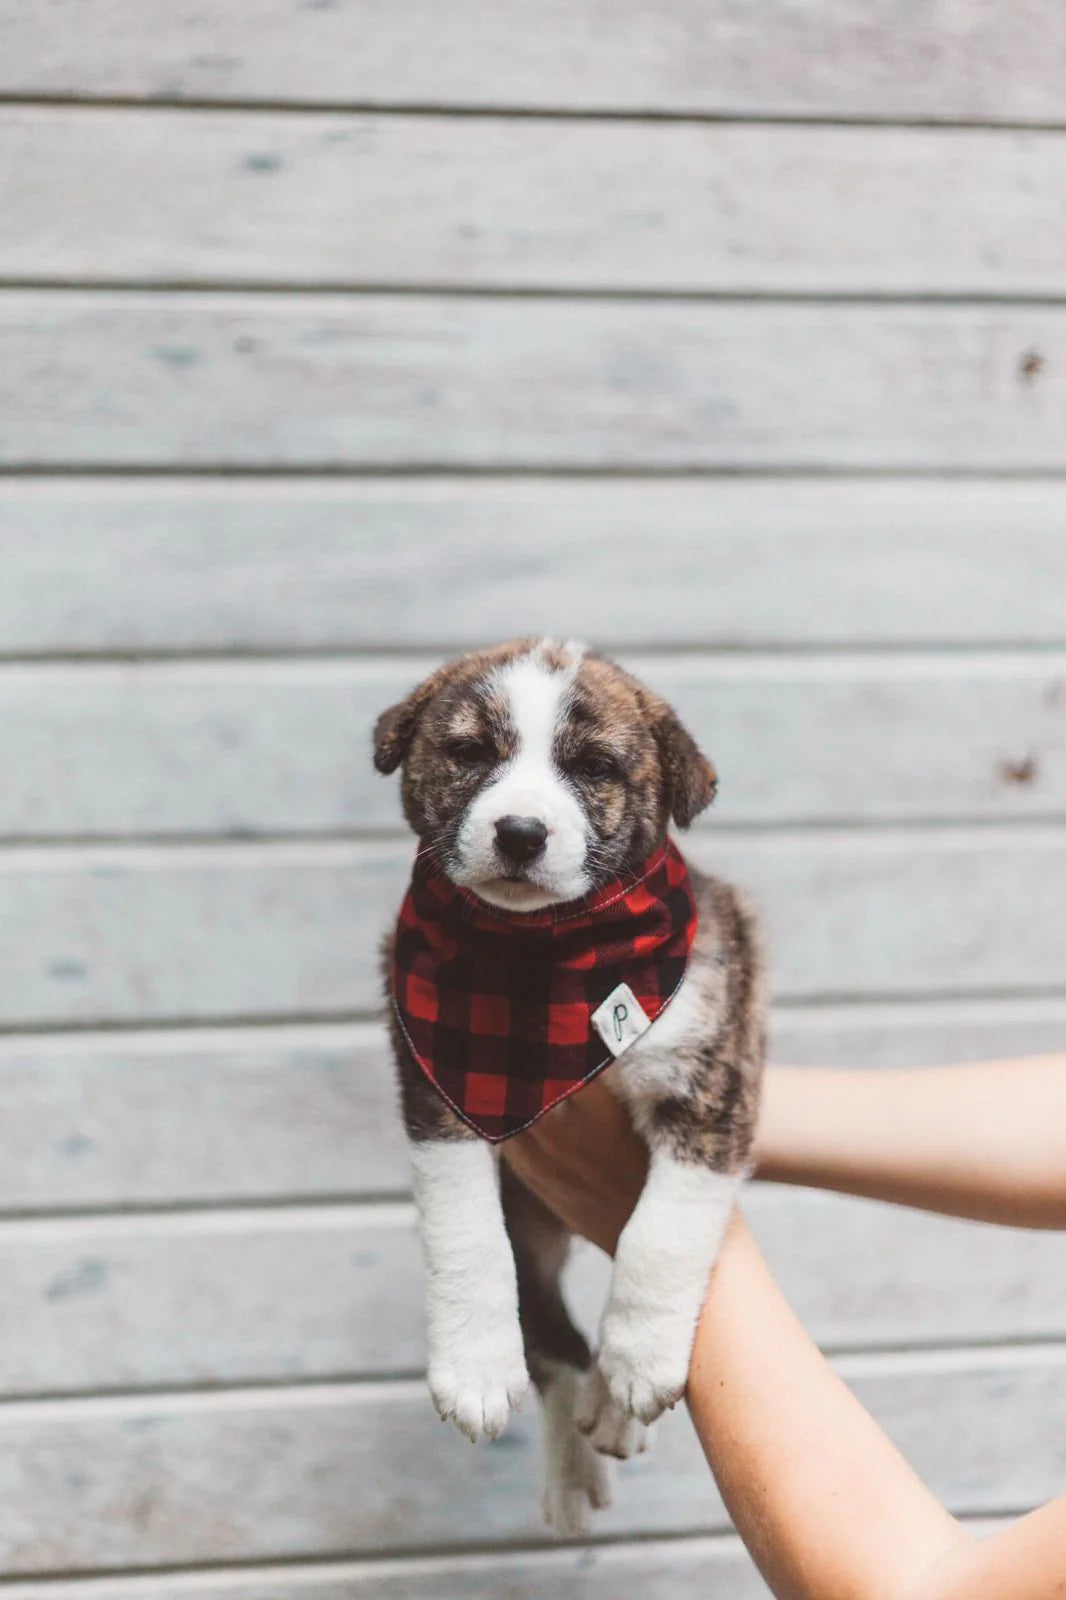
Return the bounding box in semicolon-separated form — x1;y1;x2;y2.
374;638;765;1535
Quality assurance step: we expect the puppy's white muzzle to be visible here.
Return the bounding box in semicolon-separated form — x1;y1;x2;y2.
453;764;590;909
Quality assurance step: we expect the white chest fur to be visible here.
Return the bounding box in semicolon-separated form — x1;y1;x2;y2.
583;964;743;1429
605;969;706;1112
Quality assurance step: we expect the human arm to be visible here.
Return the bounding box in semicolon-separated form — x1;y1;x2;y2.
504;1067;1066;1600
687;1208;1066;1600
756;1056;1066;1228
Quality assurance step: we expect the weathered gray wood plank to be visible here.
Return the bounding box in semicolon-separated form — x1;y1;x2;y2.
0;1539;771;1600
1;1;1064;122
3;1001;1063;1211
0;830;1063;1027
0;1530;1009;1600
3;1191;1064;1394
0;1540;768;1600
6;108;1066;294
2;478;1064;653
3;479;1065;654
4;654;1063;836
770;997;1066;1074
0;1024;401;1209
0;1353;1059;1570
0;1204;422;1392
754;1191;1066;1351
3;294;1066;469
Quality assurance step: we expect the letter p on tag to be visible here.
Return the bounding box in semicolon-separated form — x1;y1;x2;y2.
591;982;652;1058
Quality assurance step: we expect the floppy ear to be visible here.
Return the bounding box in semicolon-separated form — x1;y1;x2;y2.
646;693;718;828
372;673;442;775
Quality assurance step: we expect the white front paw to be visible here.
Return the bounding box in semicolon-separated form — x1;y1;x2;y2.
428;1319;529;1441
596;1305;690;1426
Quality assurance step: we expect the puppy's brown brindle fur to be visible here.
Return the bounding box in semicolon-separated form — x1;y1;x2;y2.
375;639;765;1529
379;640;763;1156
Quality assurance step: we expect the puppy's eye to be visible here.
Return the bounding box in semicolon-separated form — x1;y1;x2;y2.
444;737;495;766
570;749;619;782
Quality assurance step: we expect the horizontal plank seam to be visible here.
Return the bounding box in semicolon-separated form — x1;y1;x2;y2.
2;819;1065;856
0;1531;832;1588
15;284;1066;309
0;1533;764;1590
0;1519;1014;1592
3;1187;1066;1232
4;468;1066;492
7;1193;1066;1255
4;989;1066;1040
0;831;405;849
0;992;1062;1052
0;1378;431;1420
0;1511;1042;1589
758;986;1066;1009
3;641;1066;665
4;1340;1066;1410
2;91;1066;134
0;1016;394;1050
0;992;1056;1056
0;1341;1061;1418
0;1011;385;1039
0;1536;758;1591
0;1372;423;1407
7;279;1066;306
1;644;1065;671
832;1339;1066;1379
7;465;1066;483
0;1189;1063;1240
0;1193;413;1224
3;818;1066;850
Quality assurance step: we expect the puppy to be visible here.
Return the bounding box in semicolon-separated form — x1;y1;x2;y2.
374;638;765;1534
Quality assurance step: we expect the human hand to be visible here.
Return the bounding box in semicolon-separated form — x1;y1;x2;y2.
502;1076;649;1254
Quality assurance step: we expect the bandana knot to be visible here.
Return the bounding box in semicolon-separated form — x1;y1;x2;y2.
390;838;698;1140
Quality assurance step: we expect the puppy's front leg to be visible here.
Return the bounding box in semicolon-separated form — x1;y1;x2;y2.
586;1144;741;1428
410;1135;529;1441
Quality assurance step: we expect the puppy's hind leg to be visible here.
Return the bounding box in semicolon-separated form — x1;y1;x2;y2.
500;1162;613;1537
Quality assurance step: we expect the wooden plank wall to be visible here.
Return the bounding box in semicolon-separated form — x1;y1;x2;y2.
1;4;1065;1594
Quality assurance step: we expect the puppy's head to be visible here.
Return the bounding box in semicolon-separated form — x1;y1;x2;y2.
373;638;716;911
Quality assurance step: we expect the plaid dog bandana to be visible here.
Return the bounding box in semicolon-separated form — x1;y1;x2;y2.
390;839;698;1141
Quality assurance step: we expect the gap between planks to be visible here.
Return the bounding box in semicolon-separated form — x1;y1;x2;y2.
0;821;1064;865
0;645;1063;675
2;641;1066;664
7;463;1066;480
1;993;1065;1046
0;1343;1062;1420
0;1519;1016;1595
7;279;1066;307
4;820;1066;849
2;91;1066;133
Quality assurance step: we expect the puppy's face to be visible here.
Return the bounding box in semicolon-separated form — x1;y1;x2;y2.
373;639;716;911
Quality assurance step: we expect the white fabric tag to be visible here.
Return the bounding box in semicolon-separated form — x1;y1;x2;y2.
591;982;652;1058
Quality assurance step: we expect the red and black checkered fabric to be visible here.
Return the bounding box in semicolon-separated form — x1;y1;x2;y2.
390;839;698;1141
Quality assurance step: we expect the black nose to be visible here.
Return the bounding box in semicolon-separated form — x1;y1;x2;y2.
495;814;549;865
